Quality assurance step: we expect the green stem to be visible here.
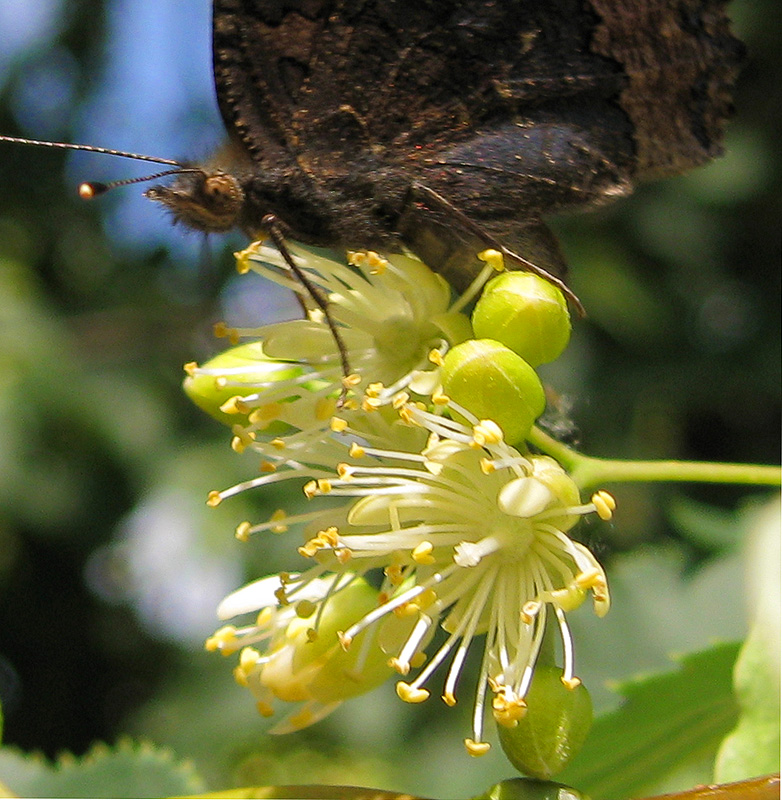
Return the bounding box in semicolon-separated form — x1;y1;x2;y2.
528;427;782;491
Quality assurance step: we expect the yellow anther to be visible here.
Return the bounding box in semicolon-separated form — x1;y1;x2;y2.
232;666;248;687
239;646;260;672
442;691;457;707
259;460;277;473
215;377;228;389
561;676;582;690
477;248;505;272
220;396;247;415
306;628;318;642
331;416;348;432
183;361;198;377
432;390;450;406
417;588;437;609
366;251;388;272
365;382;383;398
235;521;252;541
343;372;362;388
473;419;504;446
206;491;223;508
346;250;365;266
393;601;420;618
480;458;496;474
592;490;617;520
396;682;430;704
303;480;318;498
492;687;527;727
338;631;352;650
256;700;274;718
349;442;366;458
428;349;445;367
384;564;404;585
464;739;491;757
388;657;410;675
213;321;229;338
412;541;435;565
233;240;263;273
337;462;355;479
271;438;286;449
204;625;237;653
362;396;381;412
392;391;410;409
398;406;414;425
321;527;339;546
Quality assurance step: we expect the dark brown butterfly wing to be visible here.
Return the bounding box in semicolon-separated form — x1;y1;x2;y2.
211;0;742;286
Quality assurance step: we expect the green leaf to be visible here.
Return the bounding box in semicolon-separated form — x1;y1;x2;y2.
0;738;205;798
556;642;741;800
715;496;781;782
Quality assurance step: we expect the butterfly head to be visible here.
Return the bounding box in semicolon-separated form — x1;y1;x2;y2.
145;169;245;234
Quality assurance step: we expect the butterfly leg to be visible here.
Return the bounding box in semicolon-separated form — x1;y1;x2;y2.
402;183;585;317
262;214;351;404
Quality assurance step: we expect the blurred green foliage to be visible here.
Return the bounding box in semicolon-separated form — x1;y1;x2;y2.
0;1;778;797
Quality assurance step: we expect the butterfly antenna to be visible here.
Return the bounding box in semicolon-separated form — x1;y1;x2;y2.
0;134;204;200
79;168;204;199
0;135;183;166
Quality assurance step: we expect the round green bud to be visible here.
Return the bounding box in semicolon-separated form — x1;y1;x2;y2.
471;778;589;800
497;666;593;779
441;339;546;445
472;272;571;367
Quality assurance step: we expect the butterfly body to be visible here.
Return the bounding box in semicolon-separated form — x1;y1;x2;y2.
149;0;742;288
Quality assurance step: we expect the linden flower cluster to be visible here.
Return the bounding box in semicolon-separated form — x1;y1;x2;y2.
192;242;614;759
206;403;612;753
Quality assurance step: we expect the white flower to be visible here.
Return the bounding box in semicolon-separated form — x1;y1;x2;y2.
207;400;613;754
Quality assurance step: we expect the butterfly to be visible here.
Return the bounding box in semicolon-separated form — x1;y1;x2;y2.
1;0;743;314
144;0;742;312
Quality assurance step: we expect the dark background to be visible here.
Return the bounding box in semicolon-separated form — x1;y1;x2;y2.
0;0;778;795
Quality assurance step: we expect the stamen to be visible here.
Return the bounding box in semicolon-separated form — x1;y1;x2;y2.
592;490;617;520
396;682;430;703
464;739;491;757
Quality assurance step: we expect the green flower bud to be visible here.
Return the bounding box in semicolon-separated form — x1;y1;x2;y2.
183;341;318;427
472;273;571;367
497;666;593;779
262;578;393;705
441;339;546;445
471;777;589;800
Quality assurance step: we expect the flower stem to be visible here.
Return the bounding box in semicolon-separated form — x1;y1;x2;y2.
528;427;782;491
